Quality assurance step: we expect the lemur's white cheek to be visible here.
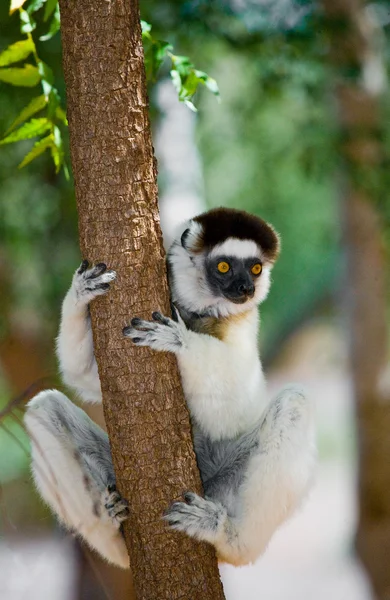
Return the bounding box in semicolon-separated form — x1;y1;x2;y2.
255;267;272;303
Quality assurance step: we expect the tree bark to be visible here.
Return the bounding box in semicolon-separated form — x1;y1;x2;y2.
58;0;225;598
321;1;390;598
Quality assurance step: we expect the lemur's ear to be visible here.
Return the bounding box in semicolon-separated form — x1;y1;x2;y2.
181;228;191;249
180;220;203;253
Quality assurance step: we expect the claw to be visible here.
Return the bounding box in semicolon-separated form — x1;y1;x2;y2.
88;263;107;278
152;312;170;325
170;303;179;322
131;317;143;327
183;491;196;504
78;259;89;274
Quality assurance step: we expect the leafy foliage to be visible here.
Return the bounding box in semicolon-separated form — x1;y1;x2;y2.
0;117;51;145
0;64;40;86
0;4;220;174
5;93;46;134
0;1;67;174
141;20;220;112
0;39;34;66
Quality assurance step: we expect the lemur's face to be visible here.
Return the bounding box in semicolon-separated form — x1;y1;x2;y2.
205;239;263;306
168;209;280;318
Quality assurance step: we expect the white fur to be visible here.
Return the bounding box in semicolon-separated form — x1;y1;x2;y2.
56;265;116;404
166;387;315;565
177;309;267;440
24;391;129;569
209;238;260;260
219;387;316;565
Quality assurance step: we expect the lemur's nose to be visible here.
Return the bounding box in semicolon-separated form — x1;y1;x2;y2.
239;283;255;296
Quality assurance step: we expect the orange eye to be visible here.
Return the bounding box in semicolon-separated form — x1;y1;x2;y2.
217;261;230;273
251;263;262;276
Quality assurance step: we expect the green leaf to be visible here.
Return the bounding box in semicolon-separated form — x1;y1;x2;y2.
50;125;64;173
43;0;57;21
171;55;193;67
169;58;220;110
170;69;182;95
18;134;53;168
171;55;193;78
5;94;47;134
184;100;197;112
20;9;36;33
180;71;201;99
194;70;220;98
170;67;199;103
40;4;60;41
141;20;151;34
0;39;35;67
0;118;51;145
144;40;173;81
0;64;40;87
47;87;58;117
204;77;220;98
55;105;67;125
38;61;54;96
27;0;47;15
38;61;54;85
153;40;172;73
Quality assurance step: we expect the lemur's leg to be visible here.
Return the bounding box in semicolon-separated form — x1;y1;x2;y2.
24;390;129;569
164;387;316;566
56;261;116;403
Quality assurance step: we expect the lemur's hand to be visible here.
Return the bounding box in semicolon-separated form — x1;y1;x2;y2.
123;308;187;352
72;260;116;305
103;484;130;527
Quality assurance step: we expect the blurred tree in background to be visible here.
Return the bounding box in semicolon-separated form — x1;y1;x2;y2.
0;0;389;598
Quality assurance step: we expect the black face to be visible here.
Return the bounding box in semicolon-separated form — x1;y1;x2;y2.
205;255;262;304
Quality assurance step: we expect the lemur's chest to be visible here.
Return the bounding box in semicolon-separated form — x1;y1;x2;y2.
183;311;254;343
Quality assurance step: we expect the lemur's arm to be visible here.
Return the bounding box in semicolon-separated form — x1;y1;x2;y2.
56;261;116;403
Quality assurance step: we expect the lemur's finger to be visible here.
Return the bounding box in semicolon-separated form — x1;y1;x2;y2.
152;312;171;326
123;326;152;339
171;304;186;327
183;492;197;505
85;282;110;292
170;303;179;322
131;335;157;347
123;325;132;337
78;259;90;274
87;263;107;279
130;318;158;331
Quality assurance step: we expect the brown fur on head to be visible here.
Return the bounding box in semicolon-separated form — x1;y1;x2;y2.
187;207;280;262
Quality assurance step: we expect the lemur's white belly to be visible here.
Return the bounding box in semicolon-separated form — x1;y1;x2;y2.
177;342;267;441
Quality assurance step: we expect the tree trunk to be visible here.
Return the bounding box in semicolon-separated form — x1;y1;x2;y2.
57;0;225;598
321;1;390;598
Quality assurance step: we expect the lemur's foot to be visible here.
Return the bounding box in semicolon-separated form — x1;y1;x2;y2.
123;308;187;352
73;260;116;305
164;492;227;543
103;485;129;527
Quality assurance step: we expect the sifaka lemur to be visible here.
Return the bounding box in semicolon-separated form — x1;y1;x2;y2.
24;207;316;569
